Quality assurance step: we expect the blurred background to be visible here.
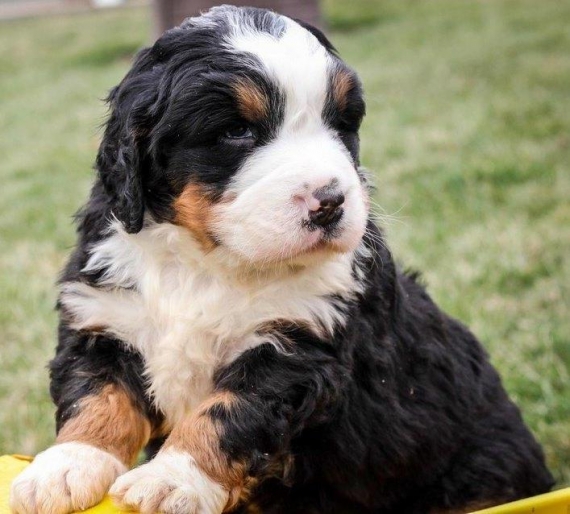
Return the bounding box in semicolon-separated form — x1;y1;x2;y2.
0;0;569;488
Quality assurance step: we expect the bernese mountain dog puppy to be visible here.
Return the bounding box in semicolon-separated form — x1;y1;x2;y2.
10;5;553;514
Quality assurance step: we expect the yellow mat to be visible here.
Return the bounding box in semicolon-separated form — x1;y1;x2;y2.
2;454;570;514
468;487;570;514
0;456;31;514
0;455;124;514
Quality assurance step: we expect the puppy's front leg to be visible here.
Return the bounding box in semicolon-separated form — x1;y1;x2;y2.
10;383;151;514
111;343;333;514
111;343;325;514
109;392;240;514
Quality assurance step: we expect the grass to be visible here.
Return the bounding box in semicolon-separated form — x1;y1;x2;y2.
1;0;569;488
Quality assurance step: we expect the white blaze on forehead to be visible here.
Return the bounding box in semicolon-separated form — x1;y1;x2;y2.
226;17;331;129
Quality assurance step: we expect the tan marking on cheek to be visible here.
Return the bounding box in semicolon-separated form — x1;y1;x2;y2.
233;80;268;122
163;391;247;510
173;184;218;251
57;384;151;466
332;70;355;111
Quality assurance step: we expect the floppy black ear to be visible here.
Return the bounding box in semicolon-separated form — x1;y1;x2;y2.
96;47;161;234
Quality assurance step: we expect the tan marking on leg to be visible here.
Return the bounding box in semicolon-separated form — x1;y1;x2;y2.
163;391;247;510
57;384;151;466
332;69;355;111
173;184;218;251
233;79;268;122
199;390;240;411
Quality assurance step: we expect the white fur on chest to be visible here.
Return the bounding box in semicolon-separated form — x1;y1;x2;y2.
60;221;359;424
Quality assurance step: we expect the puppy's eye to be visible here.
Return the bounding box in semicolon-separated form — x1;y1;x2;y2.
224;124;254;140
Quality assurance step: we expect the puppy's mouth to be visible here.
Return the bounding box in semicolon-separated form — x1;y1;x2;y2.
297;221;351;257
301;209;344;235
298;215;342;254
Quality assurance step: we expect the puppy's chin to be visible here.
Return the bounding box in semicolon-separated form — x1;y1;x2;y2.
286;239;361;268
214;223;366;272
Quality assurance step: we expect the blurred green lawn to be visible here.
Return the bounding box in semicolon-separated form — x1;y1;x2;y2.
1;0;569;486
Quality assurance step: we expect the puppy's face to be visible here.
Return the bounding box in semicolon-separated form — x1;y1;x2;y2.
100;6;368;267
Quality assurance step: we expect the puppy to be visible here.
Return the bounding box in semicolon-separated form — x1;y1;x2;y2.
10;6;553;514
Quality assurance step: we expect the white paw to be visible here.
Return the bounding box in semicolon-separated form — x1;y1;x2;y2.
10;442;127;514
109;449;228;514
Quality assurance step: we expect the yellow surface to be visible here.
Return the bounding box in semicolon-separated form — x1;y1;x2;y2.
470;488;570;514
2;454;570;514
0;455;125;514
0;456;31;514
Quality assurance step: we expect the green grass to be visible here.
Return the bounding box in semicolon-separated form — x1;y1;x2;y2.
1;0;569;487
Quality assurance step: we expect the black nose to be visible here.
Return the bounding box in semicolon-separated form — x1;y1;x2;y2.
309;191;345;227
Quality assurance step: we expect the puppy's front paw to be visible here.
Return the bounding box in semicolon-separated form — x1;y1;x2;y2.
9;442;127;514
109;449;228;514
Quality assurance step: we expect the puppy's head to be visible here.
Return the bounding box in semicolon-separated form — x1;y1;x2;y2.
97;5;368;267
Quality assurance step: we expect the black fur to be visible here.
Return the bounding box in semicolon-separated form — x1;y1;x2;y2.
194;224;553;513
213;225;554;512
50;6;553;514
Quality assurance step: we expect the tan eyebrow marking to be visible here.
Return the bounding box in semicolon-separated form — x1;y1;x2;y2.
331;69;355;111
233;79;268;122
